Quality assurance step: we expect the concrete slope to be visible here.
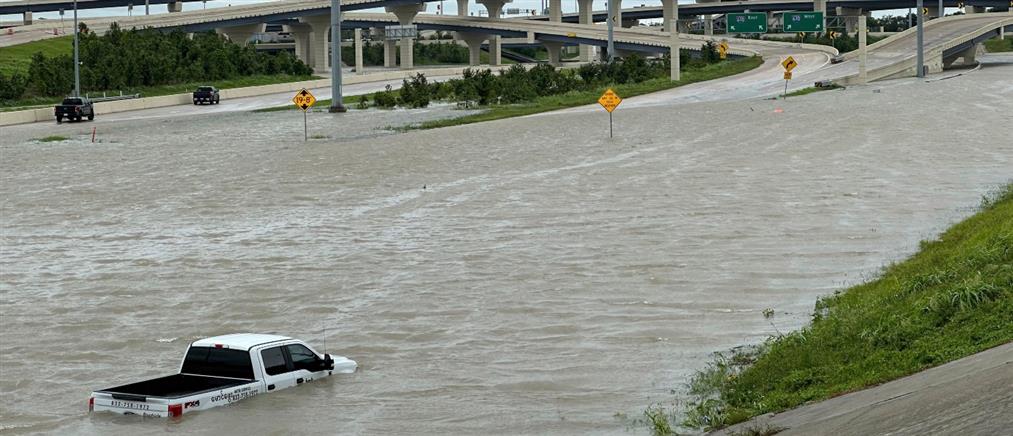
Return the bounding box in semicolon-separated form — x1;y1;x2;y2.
813;13;1013;85
711;342;1013;436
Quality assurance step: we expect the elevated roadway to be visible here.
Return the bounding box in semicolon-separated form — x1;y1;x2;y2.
528;0;1012;24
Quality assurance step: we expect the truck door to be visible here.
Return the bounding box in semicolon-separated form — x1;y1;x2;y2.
285;344;325;382
259;346;299;392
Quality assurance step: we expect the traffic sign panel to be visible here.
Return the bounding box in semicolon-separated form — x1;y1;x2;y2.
727;12;767;33
783;71;793;80
718;41;729;59
292;88;316;111
598;88;622;113
783;12;823;32
781;56;798;72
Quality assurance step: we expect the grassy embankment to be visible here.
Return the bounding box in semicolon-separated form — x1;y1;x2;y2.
254;57;763;127
0;37;316;111
415;57;763;130
983;36;1013;53
678;184;1013;433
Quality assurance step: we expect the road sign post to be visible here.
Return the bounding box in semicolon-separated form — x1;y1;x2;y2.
293;89;317;141
781;56;797;99
726;12;767;33
598;88;622;138
783;12;824;32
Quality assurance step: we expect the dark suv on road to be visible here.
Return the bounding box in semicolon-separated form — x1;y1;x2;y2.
193;86;220;105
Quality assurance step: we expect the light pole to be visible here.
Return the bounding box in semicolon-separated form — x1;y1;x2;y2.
329;0;346;112
916;0;924;77
606;0;615;61
73;0;80;97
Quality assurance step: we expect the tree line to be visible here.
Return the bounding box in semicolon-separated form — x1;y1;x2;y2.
1;23;313;103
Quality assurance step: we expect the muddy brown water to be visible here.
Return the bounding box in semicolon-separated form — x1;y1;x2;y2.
1;65;1011;435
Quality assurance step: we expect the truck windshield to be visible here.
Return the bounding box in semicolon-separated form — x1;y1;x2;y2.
197;87;213;92
62;98;82;105
181;346;254;380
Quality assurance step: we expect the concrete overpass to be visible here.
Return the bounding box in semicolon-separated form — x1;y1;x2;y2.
822;13;1013;83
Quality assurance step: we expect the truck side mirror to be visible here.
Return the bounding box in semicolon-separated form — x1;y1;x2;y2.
323;353;335;370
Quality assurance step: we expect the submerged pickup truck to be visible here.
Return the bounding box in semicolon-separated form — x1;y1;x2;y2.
90;333;356;418
192;86;220;105
54;97;95;123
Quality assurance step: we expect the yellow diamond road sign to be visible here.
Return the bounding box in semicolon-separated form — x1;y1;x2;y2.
781;56;798;72
292;88;316;111
598;88;622;113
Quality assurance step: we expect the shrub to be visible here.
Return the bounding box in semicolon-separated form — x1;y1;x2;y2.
373;84;398;108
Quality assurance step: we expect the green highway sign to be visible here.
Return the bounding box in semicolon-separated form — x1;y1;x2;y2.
727;12;767;33
783;12;824;32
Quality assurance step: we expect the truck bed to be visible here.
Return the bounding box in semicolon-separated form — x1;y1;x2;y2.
96;374;250;400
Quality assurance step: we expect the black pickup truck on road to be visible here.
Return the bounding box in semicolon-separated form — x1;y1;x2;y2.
193;86;220;105
55;97;95;123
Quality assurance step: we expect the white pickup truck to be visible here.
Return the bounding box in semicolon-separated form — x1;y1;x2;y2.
89;333;356;418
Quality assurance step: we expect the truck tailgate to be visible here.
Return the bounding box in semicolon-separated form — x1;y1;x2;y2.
91;393;169;417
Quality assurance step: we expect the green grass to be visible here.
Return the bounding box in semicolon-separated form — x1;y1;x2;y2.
983;37;1013;53
412;57;763;130
2;74;318;110
0;36;72;75
36;135;70;142
784;84;842;98
682;183;1013;431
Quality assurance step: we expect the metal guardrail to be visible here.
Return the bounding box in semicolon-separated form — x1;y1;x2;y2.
85;92;142;102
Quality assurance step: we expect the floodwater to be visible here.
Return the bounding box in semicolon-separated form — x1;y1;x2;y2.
2;64;1012;435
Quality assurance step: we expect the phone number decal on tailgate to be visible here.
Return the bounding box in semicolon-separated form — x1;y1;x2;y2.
109;400;152;411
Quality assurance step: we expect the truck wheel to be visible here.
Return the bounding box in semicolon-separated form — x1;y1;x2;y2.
56;116;62;124
215;97;220;104
88;113;94;121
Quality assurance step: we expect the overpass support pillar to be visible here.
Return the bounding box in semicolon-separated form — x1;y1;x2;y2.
577;0;594;62
549;0;561;22
167;1;182;13
300;15;332;73
835;7;865;35
386;2;426;70
704;16;714;36
354;29;364;74
945;44;978;68
477;0;509;65
661;0;674;32
23;11;32;25
215;23;265;46
458;0;469;16
543;41;563;66
459;32;486;66
283;23;313;69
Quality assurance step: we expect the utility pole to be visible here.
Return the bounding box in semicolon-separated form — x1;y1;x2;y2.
73;0;80;97
916;0;924;77
606;0;615;61
329;0;347;112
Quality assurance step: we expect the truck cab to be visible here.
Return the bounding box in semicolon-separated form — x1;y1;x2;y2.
90;334;356;418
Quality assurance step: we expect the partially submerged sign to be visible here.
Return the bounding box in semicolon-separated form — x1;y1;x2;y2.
598;88;622;113
598;88;622;138
292;88;316;111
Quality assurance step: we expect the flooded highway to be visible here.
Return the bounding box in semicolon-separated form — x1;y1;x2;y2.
2;64;1012;435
